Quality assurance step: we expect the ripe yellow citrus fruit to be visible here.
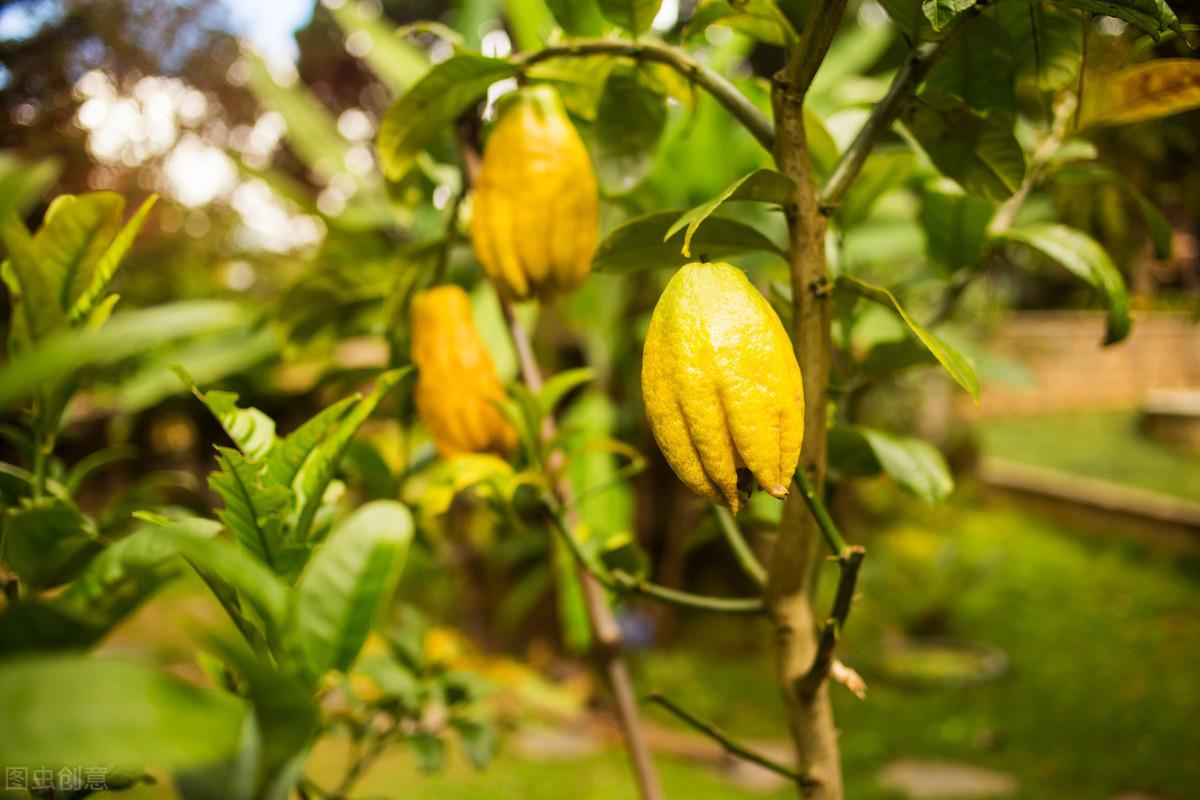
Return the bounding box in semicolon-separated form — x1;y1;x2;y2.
471;85;598;303
411;285;516;457
641;262;804;512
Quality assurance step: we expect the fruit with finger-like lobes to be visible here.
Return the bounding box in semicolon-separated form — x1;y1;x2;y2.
641;262;804;512
471;84;599;303
411;285;516;457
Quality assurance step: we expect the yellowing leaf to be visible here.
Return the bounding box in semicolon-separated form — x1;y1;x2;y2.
1081;59;1200;129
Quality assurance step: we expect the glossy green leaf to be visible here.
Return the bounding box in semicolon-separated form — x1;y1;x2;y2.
685;0;799;47
209;447;293;573
840;275;980;399
838;149;916;228
876;0;929;41
855;425;955;503
265;397;358;490
995;2;1081;91
998;223;1131;344
593;66;668;195
68;195;157;324
0;655;245;770
545;0;607;35
919;181;995;271
905;96;1024;201
293;501;413;678
33;192;123;314
595;211;786;273
538;367;595;415
1054;0;1180;40
0;153;59;223
0;300;252;410
167;531;290;629
185;381;277;461
1;213;65;344
925;16;1015;111
664;169;795;257
377;55;518;181
596;0;661;33
291;368;410;539
2;499;100;590
922;0;975;30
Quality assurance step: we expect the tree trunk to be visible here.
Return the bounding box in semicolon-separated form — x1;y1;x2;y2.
767;76;843;799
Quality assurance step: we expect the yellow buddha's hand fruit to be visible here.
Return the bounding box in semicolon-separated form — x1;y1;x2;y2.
641;262;804;513
411;285;516;457
471;85;599;302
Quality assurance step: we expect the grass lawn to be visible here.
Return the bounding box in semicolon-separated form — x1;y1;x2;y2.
115;496;1200;799
978;410;1200;502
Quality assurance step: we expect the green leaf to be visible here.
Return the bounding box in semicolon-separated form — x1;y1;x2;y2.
596;0;661;33
453;719;498;770
905;96;1025;201
876;0;929;41
166;531;290;630
293;501;413;679
593;66;668;195
32;192;124;314
596;211;785;274
1080;58;1200;128
994;2;1081;91
185;380;277;461
377;55;519;181
209;447;293;573
545;0;607;35
0;300;252;410
845;425;955;503
326;0;430;94
1054;0;1180;40
1050;163;1172;259
919;180;995;271
998;223;1131;344
1;213;65;344
291;368;410;539
62;517;221;609
0;153;59;223
685;0;799;47
839;275;980;399
0;654;246;770
409;733;447;773
610;210;789;270
922;0;975;30
925;16;1015;111
838;149;916;228
2;499;101;590
68;195;157;324
538;367;595;415
664;169;795;258
265;397;358;490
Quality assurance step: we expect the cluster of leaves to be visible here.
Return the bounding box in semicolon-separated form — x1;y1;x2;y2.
0;183;496;797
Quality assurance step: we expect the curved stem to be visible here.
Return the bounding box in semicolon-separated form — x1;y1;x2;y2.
792;467;848;556
646;692;815;786
713;505;767;587
545;501;765;615
512;39;774;151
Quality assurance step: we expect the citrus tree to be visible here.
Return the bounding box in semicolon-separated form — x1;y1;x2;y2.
2;0;1198;798
367;0;1192;797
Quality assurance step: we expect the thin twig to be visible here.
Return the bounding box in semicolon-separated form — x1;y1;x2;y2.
782;0;850;93
713;505;767;587
792;466;848;556
545;502;766;615
646;692;816;787
431;188;466;285
512;39;774;151
798;546;865;698
819;9;978;211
